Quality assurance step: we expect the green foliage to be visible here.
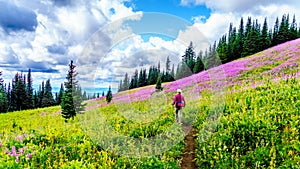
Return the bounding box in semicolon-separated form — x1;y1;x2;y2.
41;79;55;107
61;60;85;121
106;86;113;103
155;73;162;90
195;78;300;168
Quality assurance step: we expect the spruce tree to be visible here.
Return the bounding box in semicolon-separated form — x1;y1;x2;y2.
15;73;27;111
42;79;55;107
272;17;280;46
106;86;113;103
260;18;271;51
123;73;129;90
0;71;8;113
25;69;34;109
155;73;162;90
193;51;205;73
182;42;196;72
61;60;85;121
56;83;64;105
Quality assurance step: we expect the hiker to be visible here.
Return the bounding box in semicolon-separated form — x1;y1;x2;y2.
172;89;185;123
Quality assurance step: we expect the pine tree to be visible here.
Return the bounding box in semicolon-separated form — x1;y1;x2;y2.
193;51;205;73
0;71;8;113
42;79;55;107
106;86;113;103
73;86;85;114
232;17;245;60
133;69;139;88
118;79;123;92
123;73;129;90
25;69;34;109
6;83;11;111
61;60;85;121
138;68;144;87
289;14;298;40
260;17;271;51
166;56;171;72
38;82;45;107
33;90;38;108
56;83;64;105
272;17;280;46
216;35;228;63
14;73;27;111
170;64;175;80
182;42;196;72
155;73;162;90
277;14;290;44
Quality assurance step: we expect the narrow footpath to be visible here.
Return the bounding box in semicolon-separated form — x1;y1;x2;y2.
180;126;198;169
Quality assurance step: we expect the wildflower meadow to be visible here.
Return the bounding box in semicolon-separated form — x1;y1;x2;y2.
0;39;299;168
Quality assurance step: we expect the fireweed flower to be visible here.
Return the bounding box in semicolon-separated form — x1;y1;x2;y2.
26;153;33;159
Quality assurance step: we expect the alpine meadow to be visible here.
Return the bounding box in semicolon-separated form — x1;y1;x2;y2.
0;5;299;169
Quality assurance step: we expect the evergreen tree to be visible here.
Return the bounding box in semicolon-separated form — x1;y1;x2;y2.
14;73;27;111
170;64;175;80
155;73;162;90
123;73;129;90
166;56;171;72
42;79;55;107
277;14;290;44
6;83;11;111
61;60;84;121
25;69;34;109
216;35;228;63
38;82;45;108
102;91;105;97
289;14;298;40
33;90;38;108
272;17;280;46
118;79;123;92
82;91;87;100
232;17;245;60
0;71;8;113
142;69;147;86
73;86;85;114
106;86;113;103
193;51;205;73
182;42;196;72
56;83;64;105
260;17;271;51
138;68;144;87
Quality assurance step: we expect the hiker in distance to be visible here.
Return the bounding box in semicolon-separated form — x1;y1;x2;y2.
172;89;186;123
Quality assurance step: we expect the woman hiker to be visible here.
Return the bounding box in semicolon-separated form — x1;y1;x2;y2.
172;89;185;123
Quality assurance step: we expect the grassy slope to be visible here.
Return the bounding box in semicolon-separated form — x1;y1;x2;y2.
0;39;299;168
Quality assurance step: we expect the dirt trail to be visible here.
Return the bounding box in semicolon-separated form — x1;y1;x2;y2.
180;125;198;169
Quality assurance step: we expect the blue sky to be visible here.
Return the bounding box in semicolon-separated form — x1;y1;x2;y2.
125;0;211;23
0;0;299;93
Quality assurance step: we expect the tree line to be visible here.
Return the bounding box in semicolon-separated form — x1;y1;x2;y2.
0;69;60;113
118;13;300;92
0;70;109;114
203;14;300;68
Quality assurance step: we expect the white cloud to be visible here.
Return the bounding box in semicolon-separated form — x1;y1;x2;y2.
0;0;141;88
183;0;300;48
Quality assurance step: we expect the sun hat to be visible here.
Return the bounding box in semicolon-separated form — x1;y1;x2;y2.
177;89;182;93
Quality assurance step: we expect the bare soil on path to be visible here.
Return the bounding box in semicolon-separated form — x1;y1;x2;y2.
180;125;198;169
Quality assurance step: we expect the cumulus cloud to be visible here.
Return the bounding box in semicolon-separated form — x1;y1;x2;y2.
180;0;300;47
0;0;141;88
0;1;37;32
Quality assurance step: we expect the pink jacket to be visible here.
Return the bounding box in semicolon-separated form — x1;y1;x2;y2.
172;94;185;106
